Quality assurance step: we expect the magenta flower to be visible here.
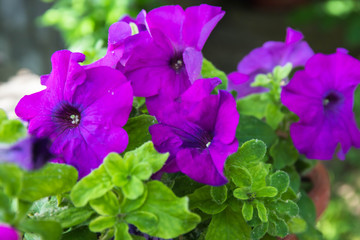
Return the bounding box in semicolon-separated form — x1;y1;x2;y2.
15;50;133;177
228;27;314;98
0;224;19;240
124;4;225;114
281;50;360;160
0;136;53;170
86;10;148;70
149;78;239;186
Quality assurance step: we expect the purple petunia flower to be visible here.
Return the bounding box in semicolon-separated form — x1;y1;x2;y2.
86;10;148;70
149;78;239;186
0;136;53;170
0;224;19;240
15;50;133;177
228;27;314;98
124;4;225;115
281;50;360;160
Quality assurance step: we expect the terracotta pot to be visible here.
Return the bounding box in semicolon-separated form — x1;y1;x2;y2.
281;163;331;240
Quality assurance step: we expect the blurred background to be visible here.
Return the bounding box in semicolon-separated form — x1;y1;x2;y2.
1;0;360;239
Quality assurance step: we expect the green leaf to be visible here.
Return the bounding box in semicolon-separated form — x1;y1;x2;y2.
201;58;228;91
61;226;97;240
125;211;158;233
51;207;94;228
189;185;227;214
252;74;271;87
268;213;289;237
90;191;119;216
229;166;252;187
121;184;148;213
71;165;113;207
18;219;62;240
0;163;23;196
251;222;269;240
273;63;292;80
136;181;200;238
122;176;144;200
132;162;152;180
210;185;227;205
284;166;301;192
0;109;7;123
206;207;251;240
270;139;299;170
236;115;277;147
265;103;284;129
126;141;169;174
287;216;307;234
114;222;132;240
275;200;299;217
123;115;156;152
20;163;78;202
248;163;270;190
226;139;267;170
0;190;15;222
242;202;254;221
236;94;268;119
256;187;278;198
269;171;290;195
89;215;116;232
297;191;316;226
103;153;128;182
0;119;26;143
233;188;250;200
256;201;268;222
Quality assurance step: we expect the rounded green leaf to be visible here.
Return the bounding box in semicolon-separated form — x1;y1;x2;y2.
226;139;267;168
0;163;23;197
251;222;269;240
125;211;158;233
242;202;254;221
89;215;116;233
287;216;307;234
90;191;120;216
104;153;128;178
121;184;148;213
269;171;290;195
275;200;299;217
52;207;94;228
256;201;268;222
114;222;132;240
136;181;200;238
122;177;144;200
189;185;227;215
123;115;157;152
206;207;251;240
228;166;252;187
20;163;78;202
70;165;113;207
233;188;250;200
18;219;62;240
132;162;152;180
270;139;298;170
255;186;278;198
210;185;227;205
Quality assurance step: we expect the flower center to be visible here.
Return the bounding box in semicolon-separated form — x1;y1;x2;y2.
172;122;214;150
323;91;344;112
170;54;184;73
52;103;82;130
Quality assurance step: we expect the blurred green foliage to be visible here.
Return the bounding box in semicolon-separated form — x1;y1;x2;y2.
39;0;161;63
290;0;360;51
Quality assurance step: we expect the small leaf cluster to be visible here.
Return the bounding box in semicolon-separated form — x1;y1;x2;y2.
70;142;200;240
187;140;306;240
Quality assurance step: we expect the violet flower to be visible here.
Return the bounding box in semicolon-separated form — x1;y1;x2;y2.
281;50;360;160
124;4;225;115
86;10;148;70
0;224;19;240
149;78;239;186
228;27;314;98
15;50;133;177
0;136;53;170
